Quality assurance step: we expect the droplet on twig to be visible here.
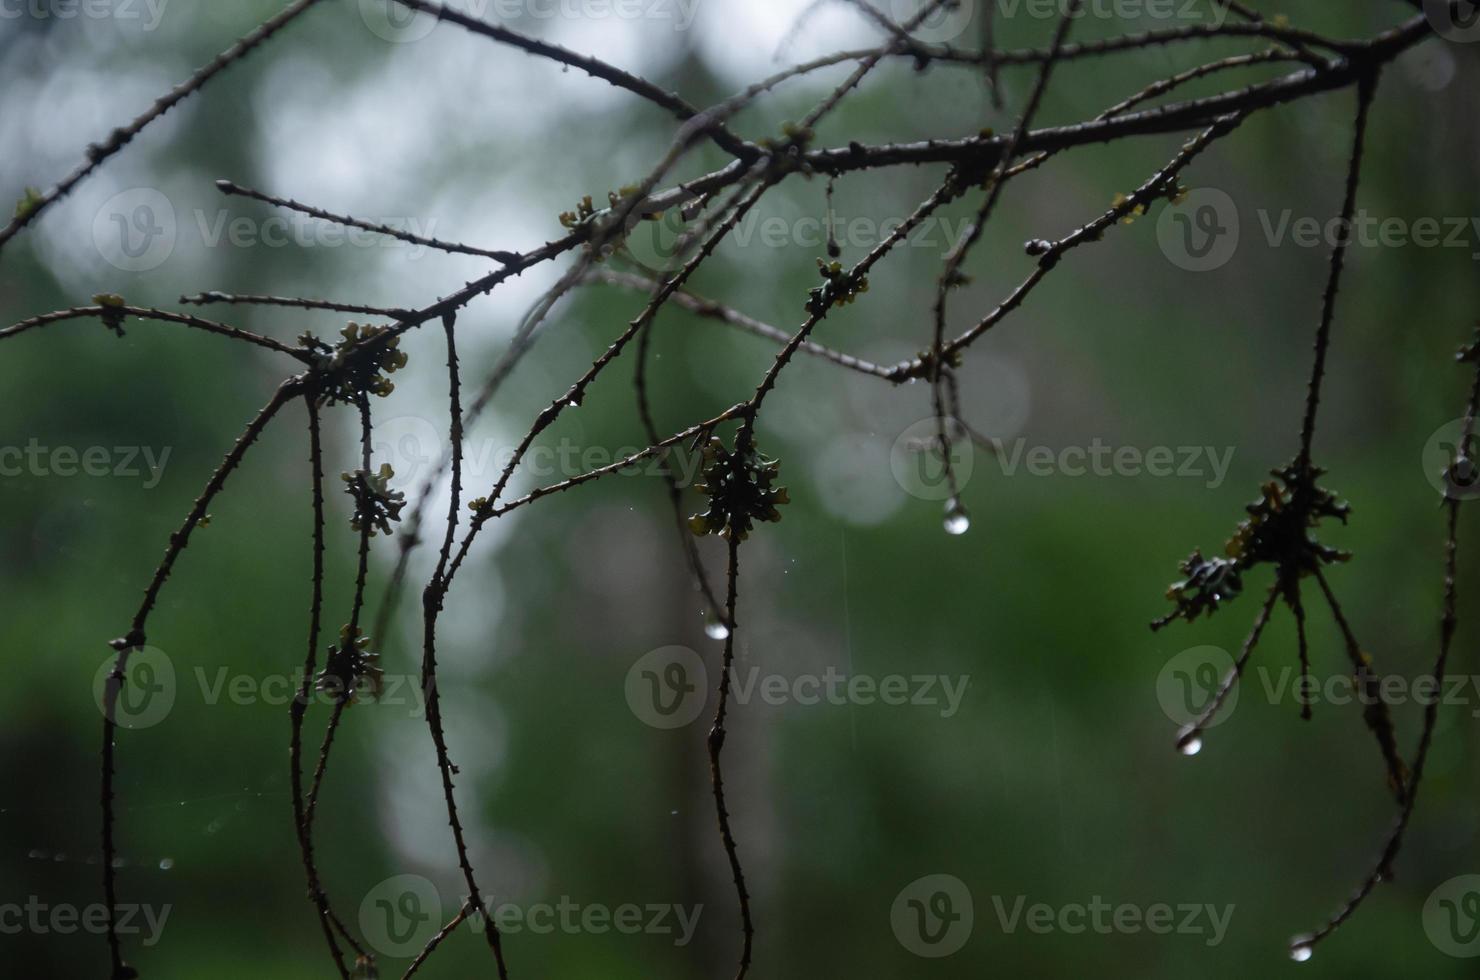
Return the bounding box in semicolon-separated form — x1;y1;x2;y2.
943;502;970;536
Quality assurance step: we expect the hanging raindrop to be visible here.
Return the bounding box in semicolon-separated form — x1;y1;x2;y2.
705;620;731;641
1178;735;1203;757
1289;939;1314;963
943;502;970;536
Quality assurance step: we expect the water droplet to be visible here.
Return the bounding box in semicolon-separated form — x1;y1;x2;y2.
705;621;730;641
159;858;174;871
943;503;970;536
1179;736;1203;756
1289;939;1314;962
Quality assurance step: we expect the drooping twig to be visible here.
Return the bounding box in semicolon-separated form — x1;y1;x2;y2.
928;0;1081;530
417;311;512;977
706;534;753;979
633;276;728;629
101;377;302;977
289;397;356;979
1292;338;1480;958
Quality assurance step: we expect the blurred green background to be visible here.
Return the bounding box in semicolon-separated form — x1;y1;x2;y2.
3;0;1480;976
